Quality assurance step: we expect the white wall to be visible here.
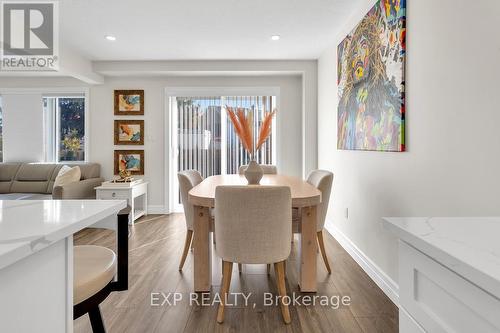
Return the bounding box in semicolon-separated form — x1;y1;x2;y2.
2;93;44;162
90;75;303;212
0;75;303;212
93;60;318;177
318;0;500;291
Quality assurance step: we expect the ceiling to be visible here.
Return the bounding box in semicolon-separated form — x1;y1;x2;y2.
60;0;361;61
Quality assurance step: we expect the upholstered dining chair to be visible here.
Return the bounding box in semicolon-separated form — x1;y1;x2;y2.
293;170;333;274
178;170;204;271
73;208;130;333
238;164;278;175
238;164;278;274
215;186;292;324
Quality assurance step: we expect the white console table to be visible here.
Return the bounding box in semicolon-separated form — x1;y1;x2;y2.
0;200;127;333
383;217;500;333
96;181;148;225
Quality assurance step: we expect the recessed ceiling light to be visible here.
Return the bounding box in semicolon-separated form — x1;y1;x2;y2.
105;35;116;41
271;35;280;41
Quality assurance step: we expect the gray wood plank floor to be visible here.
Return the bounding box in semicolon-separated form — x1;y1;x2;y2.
74;214;398;333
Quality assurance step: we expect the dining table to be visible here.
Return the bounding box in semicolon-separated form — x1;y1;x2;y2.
188;174;322;293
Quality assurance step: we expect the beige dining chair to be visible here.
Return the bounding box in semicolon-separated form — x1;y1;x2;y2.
238;164;278;175
215;186;292;324
238;163;278;273
178;170;204;271
293;170;333;274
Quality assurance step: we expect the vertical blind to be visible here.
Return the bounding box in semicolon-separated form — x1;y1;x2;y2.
176;97;222;179
176;95;275;180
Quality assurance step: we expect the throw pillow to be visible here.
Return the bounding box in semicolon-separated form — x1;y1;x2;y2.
54;165;81;188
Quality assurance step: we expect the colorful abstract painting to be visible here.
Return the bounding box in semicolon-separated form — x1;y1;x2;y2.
114;120;144;145
114;90;144;115
114;150;144;175
337;0;406;151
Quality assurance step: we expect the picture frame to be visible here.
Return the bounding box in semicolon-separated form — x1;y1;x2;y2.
114;120;144;145
114;90;145;115
114;150;144;175
337;0;406;152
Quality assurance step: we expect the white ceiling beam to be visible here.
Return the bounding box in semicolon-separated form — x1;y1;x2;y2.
58;45;104;84
0;45;103;85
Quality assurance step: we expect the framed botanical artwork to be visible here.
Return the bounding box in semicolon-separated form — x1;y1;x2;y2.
337;0;406;152
114;150;144;175
114;90;144;115
114;120;144;145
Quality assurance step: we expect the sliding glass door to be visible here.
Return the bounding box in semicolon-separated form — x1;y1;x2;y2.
170;95;276;211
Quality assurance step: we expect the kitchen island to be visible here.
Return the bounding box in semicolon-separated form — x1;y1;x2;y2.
0;200;127;333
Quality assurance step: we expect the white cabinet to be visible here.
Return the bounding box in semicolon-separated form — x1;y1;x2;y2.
399;241;500;333
383;217;500;333
96;181;148;225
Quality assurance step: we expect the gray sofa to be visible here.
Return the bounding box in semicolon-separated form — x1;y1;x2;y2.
0;162;104;200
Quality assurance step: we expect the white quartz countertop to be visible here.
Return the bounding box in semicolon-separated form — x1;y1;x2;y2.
383;217;500;300
0;200;127;270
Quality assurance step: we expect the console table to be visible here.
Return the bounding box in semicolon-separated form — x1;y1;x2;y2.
96;181;148;225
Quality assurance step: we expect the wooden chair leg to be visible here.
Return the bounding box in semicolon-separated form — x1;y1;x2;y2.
274;261;291;324
266;264;271;275
217;261;233;323
88;305;106;333
179;230;193;271
238;263;242;274
317;230;331;274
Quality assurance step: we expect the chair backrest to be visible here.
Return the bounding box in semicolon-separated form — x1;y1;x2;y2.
307;170;334;231
238;164;278;175
177;170;204;230
215;186;291;264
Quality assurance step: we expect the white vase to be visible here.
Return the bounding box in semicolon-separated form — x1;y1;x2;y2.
244;159;263;185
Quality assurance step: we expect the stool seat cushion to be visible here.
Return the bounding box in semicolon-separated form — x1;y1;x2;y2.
74;245;116;305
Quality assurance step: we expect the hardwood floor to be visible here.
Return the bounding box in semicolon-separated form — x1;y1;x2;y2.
74;214;398;333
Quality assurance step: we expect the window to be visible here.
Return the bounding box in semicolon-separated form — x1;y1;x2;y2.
43;96;86;162
0;96;3;162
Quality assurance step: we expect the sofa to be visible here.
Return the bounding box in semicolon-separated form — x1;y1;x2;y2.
0;162;104;200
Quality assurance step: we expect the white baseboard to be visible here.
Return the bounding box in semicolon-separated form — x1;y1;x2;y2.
325;219;400;307
147;205;168;214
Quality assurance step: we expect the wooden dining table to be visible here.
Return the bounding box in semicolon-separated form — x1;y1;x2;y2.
188;174;322;293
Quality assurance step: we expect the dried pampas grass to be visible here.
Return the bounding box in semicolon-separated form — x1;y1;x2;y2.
226;106;276;156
